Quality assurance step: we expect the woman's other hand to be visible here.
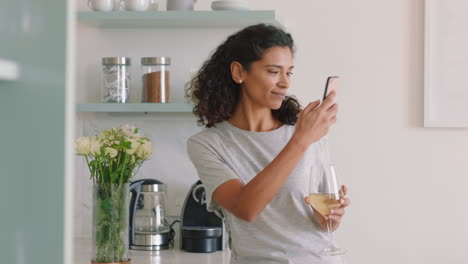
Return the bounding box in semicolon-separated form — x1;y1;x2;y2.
305;185;351;232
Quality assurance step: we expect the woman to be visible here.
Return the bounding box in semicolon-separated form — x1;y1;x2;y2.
186;24;350;264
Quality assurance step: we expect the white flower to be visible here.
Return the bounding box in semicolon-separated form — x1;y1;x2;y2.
75;125;153;184
126;138;141;155
75;136;90;155
105;147;118;158
122;124;136;136
90;137;101;156
136;141;153;159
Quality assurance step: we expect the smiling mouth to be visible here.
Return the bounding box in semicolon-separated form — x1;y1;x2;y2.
271;92;286;98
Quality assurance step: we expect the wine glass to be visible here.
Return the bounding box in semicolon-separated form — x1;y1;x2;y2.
308;163;346;256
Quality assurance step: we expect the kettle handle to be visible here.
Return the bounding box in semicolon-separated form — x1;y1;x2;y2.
128;181;143;245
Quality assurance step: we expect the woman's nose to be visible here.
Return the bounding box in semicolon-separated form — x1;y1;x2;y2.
278;73;290;88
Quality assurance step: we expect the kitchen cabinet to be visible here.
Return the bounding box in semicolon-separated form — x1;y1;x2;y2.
1;0;68;263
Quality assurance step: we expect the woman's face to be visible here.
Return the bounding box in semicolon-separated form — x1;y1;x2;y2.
240;46;294;110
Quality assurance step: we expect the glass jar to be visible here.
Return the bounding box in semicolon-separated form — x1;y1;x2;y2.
101;57;131;103
141;57;170;103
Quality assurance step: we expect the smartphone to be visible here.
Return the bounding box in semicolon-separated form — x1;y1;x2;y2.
323;76;339;100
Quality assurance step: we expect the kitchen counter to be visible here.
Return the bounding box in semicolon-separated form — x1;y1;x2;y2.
74;238;232;264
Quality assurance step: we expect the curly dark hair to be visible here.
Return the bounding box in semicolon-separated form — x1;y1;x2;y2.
185;23;301;128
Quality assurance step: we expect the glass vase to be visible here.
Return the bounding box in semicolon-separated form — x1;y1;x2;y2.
92;183;130;264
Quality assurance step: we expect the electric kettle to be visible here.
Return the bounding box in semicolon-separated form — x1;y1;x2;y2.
129;179;172;250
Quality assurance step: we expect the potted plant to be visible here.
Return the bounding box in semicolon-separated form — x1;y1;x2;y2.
75;125;153;264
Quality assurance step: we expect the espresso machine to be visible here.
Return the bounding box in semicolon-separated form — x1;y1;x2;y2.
129;179;173;251
180;180;224;253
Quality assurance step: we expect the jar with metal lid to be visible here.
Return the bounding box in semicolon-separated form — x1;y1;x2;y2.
141;57;170;103
101;57;131;103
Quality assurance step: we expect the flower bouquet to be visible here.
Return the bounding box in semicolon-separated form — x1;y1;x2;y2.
75;125;153;264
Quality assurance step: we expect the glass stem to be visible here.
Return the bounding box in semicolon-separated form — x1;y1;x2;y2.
322;135;335;248
326;216;334;246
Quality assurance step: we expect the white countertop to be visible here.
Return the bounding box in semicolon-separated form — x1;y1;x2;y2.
74;238;232;264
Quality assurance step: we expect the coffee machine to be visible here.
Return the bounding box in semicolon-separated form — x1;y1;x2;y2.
180;180;224;253
129;179;173;251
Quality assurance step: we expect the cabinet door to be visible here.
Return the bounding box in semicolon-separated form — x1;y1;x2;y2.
0;0;68;263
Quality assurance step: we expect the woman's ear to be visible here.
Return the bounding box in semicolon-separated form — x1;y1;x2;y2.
230;61;245;84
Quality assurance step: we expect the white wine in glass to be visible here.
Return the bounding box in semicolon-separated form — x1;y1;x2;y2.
308;163;346;256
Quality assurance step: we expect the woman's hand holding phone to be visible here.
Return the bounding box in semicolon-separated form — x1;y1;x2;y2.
323;76;339;101
291;77;339;150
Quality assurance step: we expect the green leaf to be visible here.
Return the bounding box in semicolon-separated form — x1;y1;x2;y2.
110;172;119;183
121;141;131;149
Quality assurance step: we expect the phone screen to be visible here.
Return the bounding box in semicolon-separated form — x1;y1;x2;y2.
323;76;339;100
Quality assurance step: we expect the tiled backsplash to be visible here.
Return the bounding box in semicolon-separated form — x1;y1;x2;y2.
74;114;204;238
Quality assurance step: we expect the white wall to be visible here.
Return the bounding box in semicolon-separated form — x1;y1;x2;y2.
74;0;468;263
256;0;468;263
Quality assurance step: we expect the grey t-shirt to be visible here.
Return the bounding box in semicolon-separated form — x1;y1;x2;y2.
187;121;344;264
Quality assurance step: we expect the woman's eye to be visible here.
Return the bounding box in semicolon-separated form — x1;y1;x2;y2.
268;70;279;75
287;72;293;76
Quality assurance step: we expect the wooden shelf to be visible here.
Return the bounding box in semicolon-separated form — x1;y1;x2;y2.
77;10;278;28
76;103;194;112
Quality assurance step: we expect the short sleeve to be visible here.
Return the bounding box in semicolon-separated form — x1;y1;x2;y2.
186;137;239;212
